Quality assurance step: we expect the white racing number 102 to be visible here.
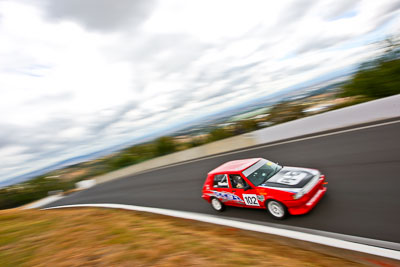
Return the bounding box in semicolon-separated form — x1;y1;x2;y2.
242;194;260;206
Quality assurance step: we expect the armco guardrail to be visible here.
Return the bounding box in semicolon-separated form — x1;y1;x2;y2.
93;94;400;184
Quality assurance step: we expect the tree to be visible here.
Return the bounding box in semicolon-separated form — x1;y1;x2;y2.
126;144;156;161
236;119;258;133
207;128;233;142
108;154;136;169
341;35;400;99
341;59;400;99
154;136;176;156
268;102;304;124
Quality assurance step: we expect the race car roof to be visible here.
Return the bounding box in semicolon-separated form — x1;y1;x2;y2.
208;158;262;175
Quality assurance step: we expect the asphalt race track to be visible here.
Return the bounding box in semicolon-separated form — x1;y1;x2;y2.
45;120;400;244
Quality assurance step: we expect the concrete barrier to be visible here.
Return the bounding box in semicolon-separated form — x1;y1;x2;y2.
252;94;400;144
94;94;400;184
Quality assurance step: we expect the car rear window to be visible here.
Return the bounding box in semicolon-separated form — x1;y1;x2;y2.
213;174;228;188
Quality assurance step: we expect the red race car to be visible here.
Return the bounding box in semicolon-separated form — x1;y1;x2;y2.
202;158;327;219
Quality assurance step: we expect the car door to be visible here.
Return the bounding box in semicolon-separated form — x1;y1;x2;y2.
229;174;262;208
211;173;247;206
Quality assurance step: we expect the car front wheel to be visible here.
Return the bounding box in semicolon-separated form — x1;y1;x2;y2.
266;200;287;219
211;197;225;212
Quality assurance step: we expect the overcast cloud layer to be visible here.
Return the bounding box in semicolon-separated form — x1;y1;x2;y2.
0;0;399;182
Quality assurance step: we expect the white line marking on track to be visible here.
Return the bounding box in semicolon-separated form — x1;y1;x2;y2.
43;203;400;260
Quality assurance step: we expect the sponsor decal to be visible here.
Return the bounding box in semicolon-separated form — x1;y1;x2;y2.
276;171;307;185
257;195;265;202
212;191;243;203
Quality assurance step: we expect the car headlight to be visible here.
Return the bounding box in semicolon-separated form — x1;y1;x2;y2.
293;191;304;200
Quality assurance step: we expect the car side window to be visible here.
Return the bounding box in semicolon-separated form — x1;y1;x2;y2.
229;174;247;189
213;174;229;188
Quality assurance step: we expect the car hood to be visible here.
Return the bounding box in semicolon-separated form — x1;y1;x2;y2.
258;166;319;192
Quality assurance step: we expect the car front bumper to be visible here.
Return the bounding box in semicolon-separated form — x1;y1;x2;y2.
285;178;327;215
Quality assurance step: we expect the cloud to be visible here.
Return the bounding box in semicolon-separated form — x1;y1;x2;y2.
89;101;139;135
24;92;74;105
43;0;156;32
295;35;351;54
0;0;400;181
275;0;315;25
321;0;361;20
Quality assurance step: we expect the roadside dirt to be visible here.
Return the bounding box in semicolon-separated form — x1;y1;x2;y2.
0;208;371;266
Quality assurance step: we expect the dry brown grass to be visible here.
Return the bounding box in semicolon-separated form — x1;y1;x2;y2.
0;208;365;267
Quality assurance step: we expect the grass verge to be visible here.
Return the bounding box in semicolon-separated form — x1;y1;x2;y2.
0;208;365;266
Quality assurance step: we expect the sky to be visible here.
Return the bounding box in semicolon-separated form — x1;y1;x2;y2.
0;0;400;183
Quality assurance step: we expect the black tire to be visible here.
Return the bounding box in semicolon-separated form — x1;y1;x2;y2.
266;200;288;220
210;197;225;212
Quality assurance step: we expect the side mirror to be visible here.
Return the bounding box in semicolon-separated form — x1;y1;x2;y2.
244;184;251;191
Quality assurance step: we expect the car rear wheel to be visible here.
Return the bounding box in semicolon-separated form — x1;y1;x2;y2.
211;197;225;212
266;200;287;219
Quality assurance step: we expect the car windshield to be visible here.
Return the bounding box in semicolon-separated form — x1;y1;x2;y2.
243;159;282;186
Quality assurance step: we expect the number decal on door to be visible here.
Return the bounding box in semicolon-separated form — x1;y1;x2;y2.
242;194;260;206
